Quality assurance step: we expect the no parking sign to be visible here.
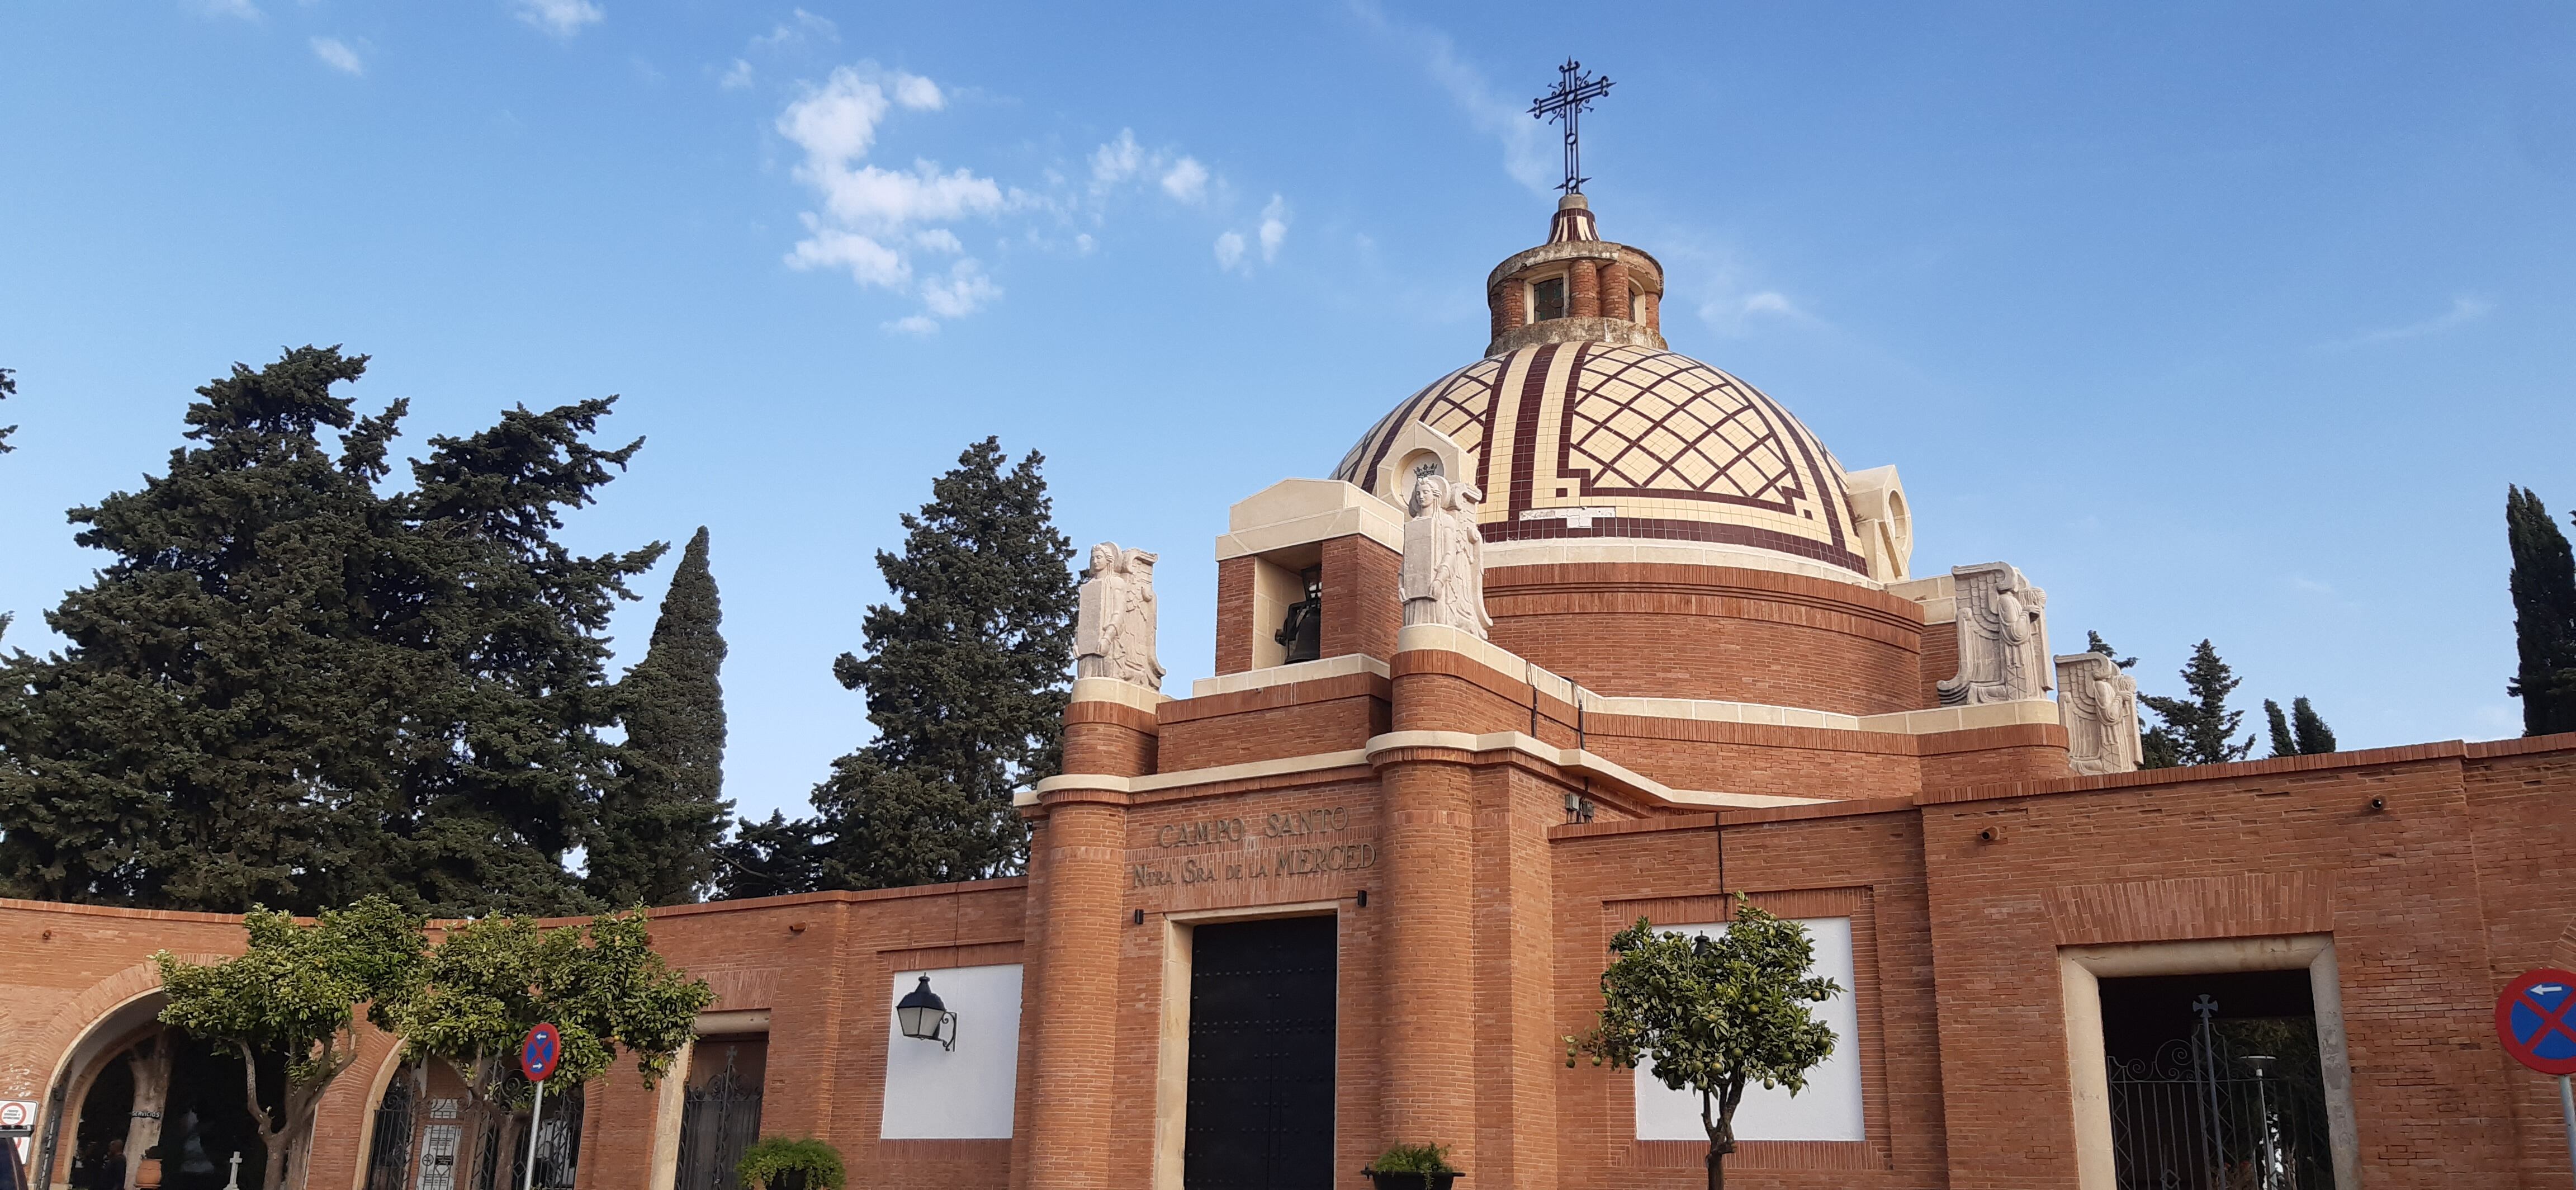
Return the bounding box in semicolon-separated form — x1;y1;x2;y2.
2497;967;2576;1187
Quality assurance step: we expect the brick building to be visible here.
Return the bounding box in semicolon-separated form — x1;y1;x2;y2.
6;194;2575;1190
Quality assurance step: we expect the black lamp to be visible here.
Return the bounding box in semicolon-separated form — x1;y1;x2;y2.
896;974;958;1051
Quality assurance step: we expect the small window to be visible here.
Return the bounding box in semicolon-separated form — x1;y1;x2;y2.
1531;276;1566;323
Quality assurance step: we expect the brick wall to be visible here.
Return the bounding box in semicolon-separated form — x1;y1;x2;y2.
1486;563;1926;715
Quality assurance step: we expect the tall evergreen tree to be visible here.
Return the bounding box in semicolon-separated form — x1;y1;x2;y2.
2138;639;2255;767
0;346;660;915
590;527;731;906
2290;696;2336;755
717;438;1075;895
2265;700;2298;759
2085;630;2136;669
2505;485;2576;736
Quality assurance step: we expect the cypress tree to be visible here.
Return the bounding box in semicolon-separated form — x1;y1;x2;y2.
2085;630;2136;669
719;438;1075;895
2138;640;2255;767
591;526;731;906
0;347;660;915
2505;485;2576;736
2265;700;2297;759
2290;696;2336;755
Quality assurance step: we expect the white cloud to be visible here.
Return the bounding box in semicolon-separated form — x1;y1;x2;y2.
310;36;364;75
750;9;838;54
1074;233;1096;254
778;65;1011;330
1214;230;1247;270
1351;3;1552;193
886;314;940;336
1739;291;1800;317
1257;194;1288;262
1161;157;1209;202
893;73;943;111
787;218;910;287
2318;296;2496;351
1091;129;1145;188
921;260;1000;318
513;0;603;37
197;0;261;20
720;58;754;89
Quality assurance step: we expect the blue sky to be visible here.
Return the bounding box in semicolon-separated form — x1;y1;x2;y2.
2;1;2570;823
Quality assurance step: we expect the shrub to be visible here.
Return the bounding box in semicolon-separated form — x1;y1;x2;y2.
736;1136;846;1190
1369;1142;1457;1174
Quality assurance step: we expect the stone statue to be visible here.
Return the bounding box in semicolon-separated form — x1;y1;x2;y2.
1075;542;1164;688
1938;561;2052;705
1400;473;1493;638
2054;651;2142;776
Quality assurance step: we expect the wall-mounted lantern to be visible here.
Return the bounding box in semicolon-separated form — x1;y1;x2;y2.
896;974;959;1051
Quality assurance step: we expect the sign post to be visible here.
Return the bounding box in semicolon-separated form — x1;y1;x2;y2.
518;1023;563;1190
2496;967;2576;1189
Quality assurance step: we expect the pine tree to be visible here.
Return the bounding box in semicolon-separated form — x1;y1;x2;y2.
590;527;731;907
2085;630;2137;669
2290;696;2336;755
2265;700;2297;759
718;438;1075;895
0;347;660;915
2138;639;2255;767
2505;485;2576;736
0;365;18;455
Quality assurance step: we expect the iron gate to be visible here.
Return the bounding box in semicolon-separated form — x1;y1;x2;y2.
363;1076;416;1190
2107;995;2330;1189
674;1047;765;1190
505;1083;583;1190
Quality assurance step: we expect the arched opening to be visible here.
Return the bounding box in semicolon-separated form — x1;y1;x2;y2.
40;993;293;1190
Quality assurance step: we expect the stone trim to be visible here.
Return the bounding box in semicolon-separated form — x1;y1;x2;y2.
1187;653;1391;698
1022;749;1376;804
1068;677;1170;712
1214;479;1404;560
1483;537;1888;590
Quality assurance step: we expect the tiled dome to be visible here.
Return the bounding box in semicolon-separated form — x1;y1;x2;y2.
1332;341;1869;576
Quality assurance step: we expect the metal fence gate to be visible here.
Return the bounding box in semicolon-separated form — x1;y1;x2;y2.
674;1047;765;1190
2106;995;2331;1189
363;1076;418;1190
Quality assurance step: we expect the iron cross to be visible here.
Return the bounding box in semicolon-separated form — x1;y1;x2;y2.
1530;59;1613;194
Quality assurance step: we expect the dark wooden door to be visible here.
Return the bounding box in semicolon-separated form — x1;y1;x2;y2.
1184;915;1337;1190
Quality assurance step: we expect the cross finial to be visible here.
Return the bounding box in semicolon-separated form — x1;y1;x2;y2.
1530;59;1613;195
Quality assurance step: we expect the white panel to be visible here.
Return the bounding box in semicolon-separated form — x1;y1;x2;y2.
879;964;1024;1139
1632;917;1864;1142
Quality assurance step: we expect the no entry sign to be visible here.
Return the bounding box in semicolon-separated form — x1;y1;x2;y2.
2497;967;2576;1076
519;1022;563;1083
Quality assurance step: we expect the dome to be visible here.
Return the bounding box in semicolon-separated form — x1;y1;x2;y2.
1332;340;1876;578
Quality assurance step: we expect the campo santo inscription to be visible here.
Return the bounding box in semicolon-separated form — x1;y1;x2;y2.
1131;804;1375;889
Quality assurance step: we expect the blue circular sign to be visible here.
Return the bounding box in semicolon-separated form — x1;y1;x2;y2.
520;1022;562;1082
2495;967;2576;1076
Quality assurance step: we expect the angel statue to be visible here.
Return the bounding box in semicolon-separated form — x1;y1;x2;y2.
1400;472;1493;639
1075;542;1164;688
1937;561;2052;705
2053;651;2142;775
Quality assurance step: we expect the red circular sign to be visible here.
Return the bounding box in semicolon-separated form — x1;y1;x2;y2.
2495;967;2576;1076
520;1022;563;1083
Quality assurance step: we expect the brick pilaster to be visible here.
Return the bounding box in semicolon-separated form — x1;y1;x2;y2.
1376;753;1478;1165
1024;798;1125;1190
